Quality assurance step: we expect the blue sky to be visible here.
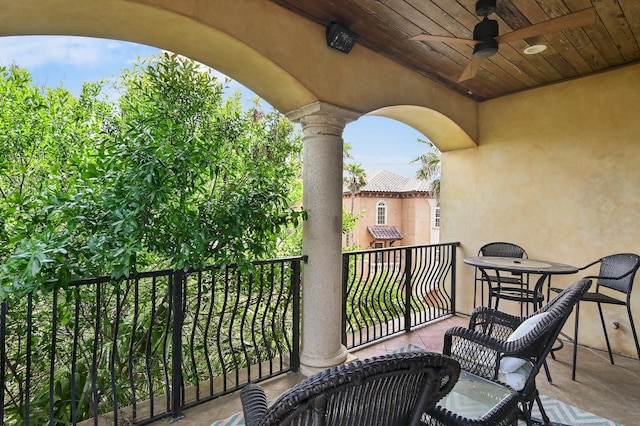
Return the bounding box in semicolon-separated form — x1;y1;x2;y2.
0;35;427;177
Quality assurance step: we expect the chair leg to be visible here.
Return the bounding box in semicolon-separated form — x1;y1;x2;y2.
542;359;552;383
626;304;640;361
596;302;615;365
535;394;551;426
520;282;525;318
491;286;501;311
572;301;580;381
520;401;534;426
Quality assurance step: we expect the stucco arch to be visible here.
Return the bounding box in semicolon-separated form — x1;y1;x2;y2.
0;0;479;150
367;105;477;152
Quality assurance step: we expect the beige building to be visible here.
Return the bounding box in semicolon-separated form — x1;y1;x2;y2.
343;170;439;249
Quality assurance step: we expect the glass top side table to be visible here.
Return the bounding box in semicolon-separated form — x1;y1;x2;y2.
423;370;519;425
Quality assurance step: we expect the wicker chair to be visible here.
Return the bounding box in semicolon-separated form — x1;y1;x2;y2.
474;242;534;316
240;351;460;426
443;278;592;426
550;253;640;380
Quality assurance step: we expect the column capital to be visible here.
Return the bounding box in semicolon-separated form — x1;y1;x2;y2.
287;101;361;134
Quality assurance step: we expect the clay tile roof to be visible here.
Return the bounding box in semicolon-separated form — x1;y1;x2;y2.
368;226;403;241
357;170;432;193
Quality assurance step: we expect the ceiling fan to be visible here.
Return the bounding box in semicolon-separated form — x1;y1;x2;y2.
410;0;597;82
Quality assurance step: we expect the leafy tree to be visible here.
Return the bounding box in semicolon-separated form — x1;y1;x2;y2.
84;53;303;274
0;53;304;424
412;137;441;202
0;53;304;302
0;66;110;300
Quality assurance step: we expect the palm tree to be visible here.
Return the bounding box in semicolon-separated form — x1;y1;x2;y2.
344;162;367;247
411;137;441;202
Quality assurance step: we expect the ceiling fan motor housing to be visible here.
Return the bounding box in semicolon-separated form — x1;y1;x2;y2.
473;17;499;57
476;0;497;17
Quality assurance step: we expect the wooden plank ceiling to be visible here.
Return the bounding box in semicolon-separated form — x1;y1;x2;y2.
268;0;640;101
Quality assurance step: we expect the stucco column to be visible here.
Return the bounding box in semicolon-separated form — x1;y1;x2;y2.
288;101;361;376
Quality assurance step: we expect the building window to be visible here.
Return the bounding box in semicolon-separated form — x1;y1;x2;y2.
434;206;441;228
376;201;387;225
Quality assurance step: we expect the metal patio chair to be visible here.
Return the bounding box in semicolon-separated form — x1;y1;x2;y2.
475;242;535;316
550;253;640;380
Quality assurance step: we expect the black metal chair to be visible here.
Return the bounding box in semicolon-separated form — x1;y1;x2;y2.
240;351;460;426
474;242;536;316
443;279;592;426
550;253;640;380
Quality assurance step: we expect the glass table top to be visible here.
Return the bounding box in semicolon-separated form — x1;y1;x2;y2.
437;370;512;419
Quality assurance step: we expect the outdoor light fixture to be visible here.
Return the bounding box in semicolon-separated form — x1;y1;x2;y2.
326;22;358;53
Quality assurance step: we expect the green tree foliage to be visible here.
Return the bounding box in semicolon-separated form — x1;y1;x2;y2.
411;137;441;201
84;54;303;274
0;54;303;303
0;66;109;300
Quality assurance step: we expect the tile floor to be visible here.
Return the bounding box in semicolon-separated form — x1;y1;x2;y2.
151;315;640;426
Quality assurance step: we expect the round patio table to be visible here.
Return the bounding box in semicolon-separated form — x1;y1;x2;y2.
464;256;578;313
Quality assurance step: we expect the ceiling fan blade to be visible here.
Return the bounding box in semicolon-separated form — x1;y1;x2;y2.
458;56;483;82
496;7;597;45
410;34;479;45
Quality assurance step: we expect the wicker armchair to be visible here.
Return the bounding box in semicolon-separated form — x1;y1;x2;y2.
443;278;592;426
240;351;460;426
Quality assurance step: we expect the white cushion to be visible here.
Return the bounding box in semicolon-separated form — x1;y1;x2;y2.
499;312;550;373
500;356;526;373
498;361;532;391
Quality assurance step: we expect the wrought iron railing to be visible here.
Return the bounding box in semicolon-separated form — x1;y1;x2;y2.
0;256;303;425
342;243;459;348
1;243;459;425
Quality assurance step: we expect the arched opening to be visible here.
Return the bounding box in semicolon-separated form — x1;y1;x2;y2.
342;115;440;249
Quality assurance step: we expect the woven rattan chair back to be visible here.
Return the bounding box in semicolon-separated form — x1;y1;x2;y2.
479;242;528;259
241;351;460;426
592;253;640;294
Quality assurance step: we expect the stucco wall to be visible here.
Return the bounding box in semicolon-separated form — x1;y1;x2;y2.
441;63;640;357
400;197;437;246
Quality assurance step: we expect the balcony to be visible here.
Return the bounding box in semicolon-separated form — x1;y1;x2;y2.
163;316;640;426
3;2;639;425
3;243;639;425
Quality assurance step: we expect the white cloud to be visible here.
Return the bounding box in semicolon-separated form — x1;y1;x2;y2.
0;36;143;68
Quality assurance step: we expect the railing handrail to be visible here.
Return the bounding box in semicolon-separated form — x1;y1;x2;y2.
1;256;305;425
343;241;460;256
68;255;308;287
